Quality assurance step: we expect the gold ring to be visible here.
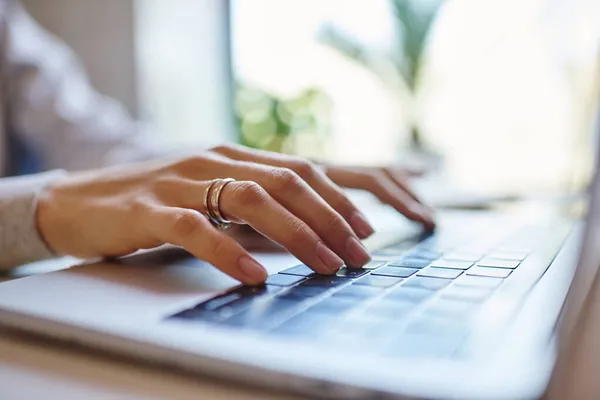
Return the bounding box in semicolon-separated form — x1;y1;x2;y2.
203;179;219;220
208;178;235;229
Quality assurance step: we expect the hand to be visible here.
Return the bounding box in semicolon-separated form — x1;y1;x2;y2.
37;147;377;285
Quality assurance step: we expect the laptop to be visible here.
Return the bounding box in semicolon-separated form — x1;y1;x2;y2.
0;116;599;399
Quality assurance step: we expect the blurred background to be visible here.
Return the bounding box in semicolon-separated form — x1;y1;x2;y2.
22;0;600;199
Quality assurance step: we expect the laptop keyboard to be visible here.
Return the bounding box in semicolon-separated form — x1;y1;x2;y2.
170;226;545;359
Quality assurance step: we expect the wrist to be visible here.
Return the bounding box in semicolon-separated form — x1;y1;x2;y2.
34;170;70;256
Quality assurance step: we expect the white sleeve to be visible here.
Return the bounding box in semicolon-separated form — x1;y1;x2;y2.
0;169;66;269
4;0;162;171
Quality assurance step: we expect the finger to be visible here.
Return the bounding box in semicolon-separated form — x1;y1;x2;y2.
211;144;375;239
392;164;428;178
327;167;435;229
370;174;435;230
141;205;268;285
382;167;423;203
220;180;346;274
152;176;245;224
152;178;284;250
155;178;346;274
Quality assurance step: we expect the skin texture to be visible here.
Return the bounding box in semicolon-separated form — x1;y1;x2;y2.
36;145;435;285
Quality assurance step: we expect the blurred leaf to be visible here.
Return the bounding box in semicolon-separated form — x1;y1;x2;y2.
390;0;442;90
320;24;410;97
319;0;444;92
318;0;444;149
235;83;332;152
320;25;372;70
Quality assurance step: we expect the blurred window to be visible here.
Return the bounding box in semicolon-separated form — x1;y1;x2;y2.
231;0;600;195
135;0;234;148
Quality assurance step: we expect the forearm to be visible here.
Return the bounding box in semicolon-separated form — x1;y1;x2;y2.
0;170;65;269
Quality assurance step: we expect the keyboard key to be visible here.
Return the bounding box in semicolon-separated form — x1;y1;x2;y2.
309;297;361;314
375;242;417;256
269;312;333;338
335;267;370;279
404;249;443;260
200;293;241;311
319;327;391;350
386;286;433;303
417;237;454;253
276;291;315;302
265;274;306;286
173;290;271;322
279;265;315;277
454;275;503;289
404;276;451;291
476;259;521;269
467;266;512;278
400;318;470;358
371;252;404;260
170;308;226;323
424;299;477;318
406;316;470;338
208;297;261;319
300;275;348;288
333;314;390;335
361;261;386;269
333;285;385;299
486;250;528;261
417;267;463;279
442;252;484;262
372;267;418;278
365;300;413;319
388;258;431;269
235;285;283;297
245;297;302;316
372;248;408;257
354;275;403;288
286;285;331;297
220;298;301;329
442;286;492;302
429;260;473;270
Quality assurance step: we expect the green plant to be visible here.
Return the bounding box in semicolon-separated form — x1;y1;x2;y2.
235;84;332;154
320;0;444;150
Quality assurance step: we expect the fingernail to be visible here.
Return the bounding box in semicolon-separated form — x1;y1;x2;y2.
421;206;436;225
317;241;344;272
411;204;435;226
419;209;436;231
238;256;268;283
345;236;371;267
349;211;375;239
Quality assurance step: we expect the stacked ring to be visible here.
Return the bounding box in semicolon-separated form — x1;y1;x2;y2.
203;178;235;230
